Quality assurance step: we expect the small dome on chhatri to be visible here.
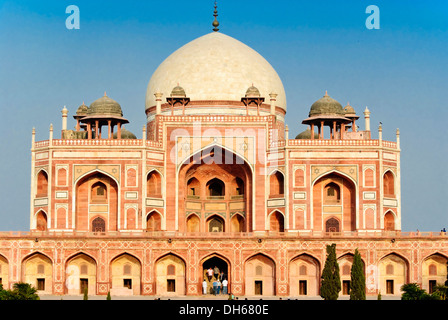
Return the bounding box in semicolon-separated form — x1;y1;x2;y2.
343;102;356;115
88;93;123;117
76;102;89;116
170;85;186;97
309;91;345;117
295;128;319;139
113;128;137;139
245;85;261;97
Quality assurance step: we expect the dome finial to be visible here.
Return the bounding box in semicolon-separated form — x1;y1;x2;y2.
212;1;219;32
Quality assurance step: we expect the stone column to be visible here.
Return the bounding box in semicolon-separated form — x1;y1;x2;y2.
269;92;277;117
61;106;68;138
364;107;371;131
155;92;163;115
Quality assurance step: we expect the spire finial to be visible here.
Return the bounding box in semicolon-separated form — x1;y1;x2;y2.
212;1;219;32
104;91;107;97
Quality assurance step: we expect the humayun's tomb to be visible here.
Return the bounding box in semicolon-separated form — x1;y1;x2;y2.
0;6;446;298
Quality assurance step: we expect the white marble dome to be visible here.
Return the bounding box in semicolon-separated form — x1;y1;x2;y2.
145;32;286;112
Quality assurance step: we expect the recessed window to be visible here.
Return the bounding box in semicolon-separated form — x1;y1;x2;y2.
124;279;132;289
37;278;45;291
91;182;107;203
167;279;176;292
324;182;340;204
386;280;394;294
167;264;175;276
299;280;307;295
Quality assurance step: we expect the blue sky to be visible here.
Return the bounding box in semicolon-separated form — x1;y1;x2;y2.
0;0;446;231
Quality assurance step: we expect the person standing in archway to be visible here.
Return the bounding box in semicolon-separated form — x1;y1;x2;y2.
222;278;228;295
207;267;213;281
214;266;220;279
203;279;208;295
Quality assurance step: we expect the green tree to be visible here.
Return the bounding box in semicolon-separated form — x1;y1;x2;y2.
350;248;366;300
106;291;111;300
431;285;447;300
320;243;341;300
401;283;433;300
4;282;40;300
83;286;88;300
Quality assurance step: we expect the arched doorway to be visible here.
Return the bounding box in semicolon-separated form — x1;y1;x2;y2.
0;255;9;290
110;254;141;296
269;171;284;198
289;254;320;296
422;254;448;294
65;253;97;295
230;214;245;232
207;215;225;232
202;255;229;295
147;171;162;198
146;211;162;231
36;170;48;198
92;216;106;232
179;146;252;234
313;172;356;232
378;253;408;296
186;214;200;232
22;253;53;294
325;217;340;233
384;211;396;231
245;254;275;296
207;178;225;197
36;211;48;231
269;211;284;232
155;254;186;295
75;172;119;232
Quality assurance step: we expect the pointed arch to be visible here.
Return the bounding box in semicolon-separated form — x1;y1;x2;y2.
384;210;396;231
289;253;321;296
65;252;97;295
186;177;200;198
109;252;142;295
74;170;119;232
206;214;225;232
36;169;49;198
268;210;285;232
312;170;358;232
35;209;48;231
378;252;409;295
177;143;255;233
422;253;448;293
22;252;53;293
230;213;245;232
91;216;106;232
186;213;200;233
325;216;340;233
269;170;285;198
0;254;9;290
244;253;276;296
206;178;225;197
147;169;163;198
146;209;162;231
155;252;186;295
383;170;396;197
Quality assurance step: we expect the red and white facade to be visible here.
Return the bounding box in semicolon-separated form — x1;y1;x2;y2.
0;31;446;298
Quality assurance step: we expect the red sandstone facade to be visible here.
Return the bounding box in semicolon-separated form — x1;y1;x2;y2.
0;30;446;298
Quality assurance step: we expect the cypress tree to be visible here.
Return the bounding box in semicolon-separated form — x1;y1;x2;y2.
350;248;366;300
320;243;341;300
